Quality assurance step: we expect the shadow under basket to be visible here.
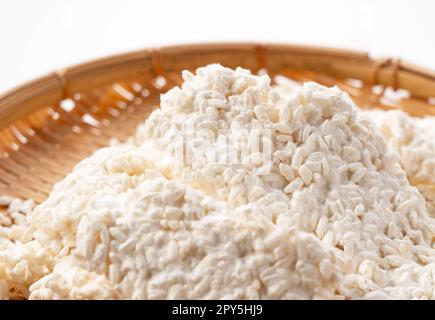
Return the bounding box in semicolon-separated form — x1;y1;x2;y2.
0;43;435;203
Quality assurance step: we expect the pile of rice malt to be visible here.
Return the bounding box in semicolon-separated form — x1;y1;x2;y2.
1;64;435;299
365;109;435;217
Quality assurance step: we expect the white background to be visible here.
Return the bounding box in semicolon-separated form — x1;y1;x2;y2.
0;0;434;94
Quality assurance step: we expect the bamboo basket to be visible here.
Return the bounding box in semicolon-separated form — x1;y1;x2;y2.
0;43;435;203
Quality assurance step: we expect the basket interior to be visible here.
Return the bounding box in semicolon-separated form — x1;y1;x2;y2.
0;43;435;203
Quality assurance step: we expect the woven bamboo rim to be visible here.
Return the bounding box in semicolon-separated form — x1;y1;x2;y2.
0;43;434;203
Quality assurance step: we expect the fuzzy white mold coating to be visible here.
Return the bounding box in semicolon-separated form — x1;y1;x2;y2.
1;64;435;300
